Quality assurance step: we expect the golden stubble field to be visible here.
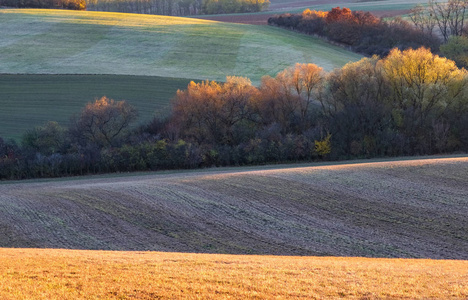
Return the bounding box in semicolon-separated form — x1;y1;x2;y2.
0;248;467;299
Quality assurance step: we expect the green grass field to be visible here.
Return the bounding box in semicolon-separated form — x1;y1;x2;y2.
0;74;192;140
0;9;361;83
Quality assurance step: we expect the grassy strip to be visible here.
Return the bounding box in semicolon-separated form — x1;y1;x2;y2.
0;74;192;140
0;9;361;83
0;248;467;299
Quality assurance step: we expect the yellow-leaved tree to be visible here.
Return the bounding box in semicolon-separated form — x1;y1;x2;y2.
380;47;468;152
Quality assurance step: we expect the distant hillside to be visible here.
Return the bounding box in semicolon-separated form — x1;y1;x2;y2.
0;9;361;83
1;156;467;259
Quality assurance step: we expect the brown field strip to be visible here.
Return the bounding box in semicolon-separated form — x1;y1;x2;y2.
0;248;467;299
1;156;467;259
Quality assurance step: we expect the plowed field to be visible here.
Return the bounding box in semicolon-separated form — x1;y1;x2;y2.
1;156;467;259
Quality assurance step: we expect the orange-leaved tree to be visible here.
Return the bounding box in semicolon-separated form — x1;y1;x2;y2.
171;77;257;145
69;96;138;148
256;63;323;132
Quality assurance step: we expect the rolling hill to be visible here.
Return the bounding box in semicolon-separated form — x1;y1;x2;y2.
0;8;362;140
0;74;192;140
1;156;467;259
0;9;361;83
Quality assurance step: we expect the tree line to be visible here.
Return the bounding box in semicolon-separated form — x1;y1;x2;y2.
268;7;441;57
0;0;86;9
84;0;268;16
85;0;201;15
0;0;268;15
1;47;468;180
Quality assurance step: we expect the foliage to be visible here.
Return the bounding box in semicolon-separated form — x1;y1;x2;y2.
0;0;86;9
0;138;22;180
268;7;440;56
85;0;268;15
256;63;324;132
69;97;138;148
440;35;468;68
314;133;331;158
171;77;258;145
22;121;69;156
381;47;468;153
319;56;394;157
2;48;468;180
202;0;269;14
86;0;202;15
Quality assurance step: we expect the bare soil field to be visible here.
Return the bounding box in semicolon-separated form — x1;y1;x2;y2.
1;156;467;259
1;248;467;299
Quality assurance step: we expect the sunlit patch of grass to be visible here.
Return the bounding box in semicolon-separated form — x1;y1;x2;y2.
0;248;467;299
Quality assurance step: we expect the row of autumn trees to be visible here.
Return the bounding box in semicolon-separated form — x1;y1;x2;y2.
0;0;268;15
85;0;268;16
1;48;468;179
268;7;441;57
0;0;86;9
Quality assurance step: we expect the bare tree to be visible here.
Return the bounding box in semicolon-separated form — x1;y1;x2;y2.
409;4;436;37
428;0;468;42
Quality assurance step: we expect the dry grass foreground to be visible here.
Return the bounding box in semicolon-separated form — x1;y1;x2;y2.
1;156;467;258
0;248;467;299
